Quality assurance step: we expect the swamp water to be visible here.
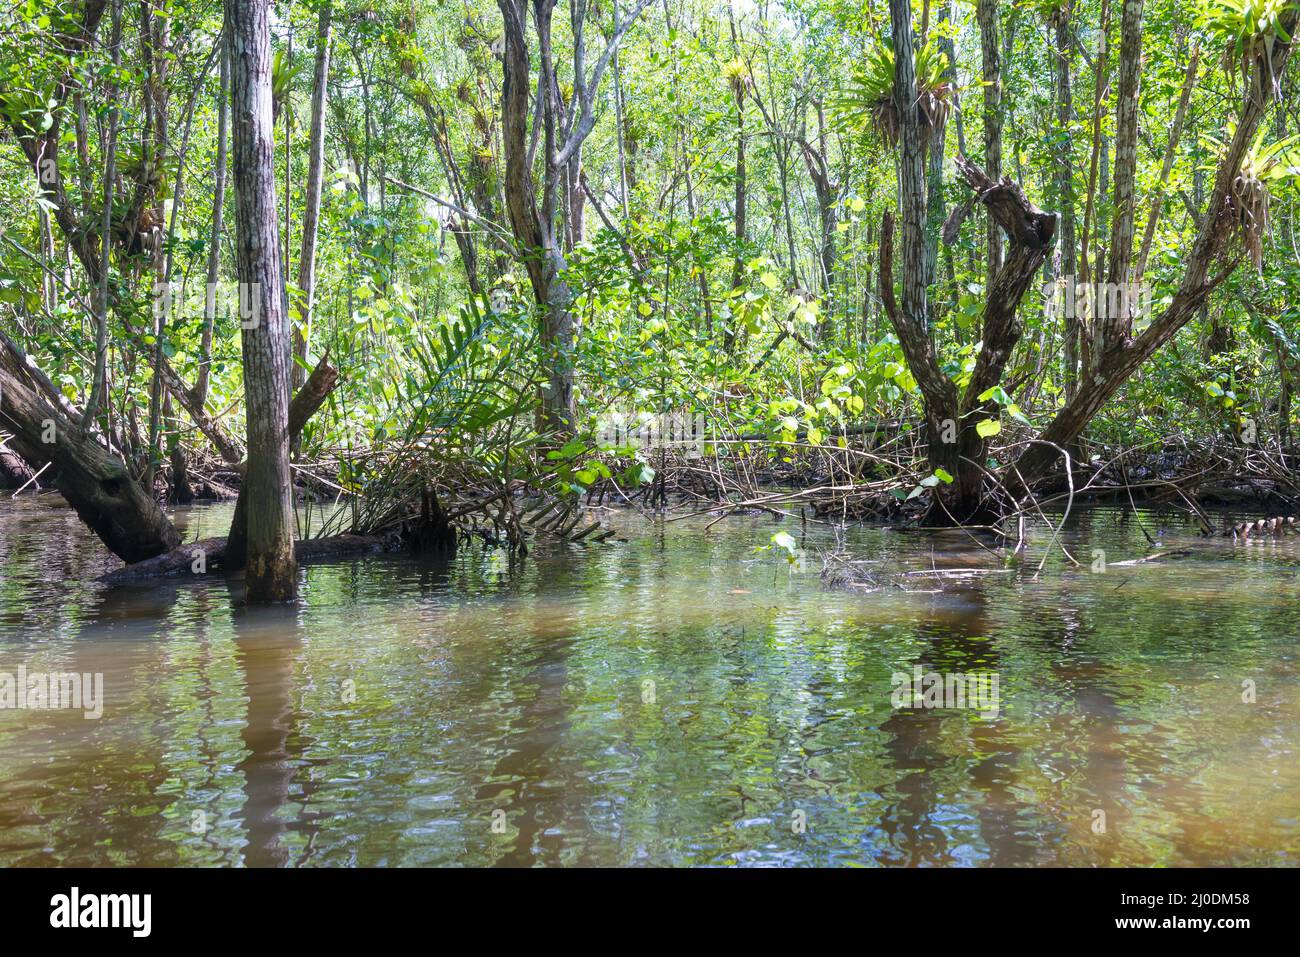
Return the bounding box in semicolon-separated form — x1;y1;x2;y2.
0;498;1297;866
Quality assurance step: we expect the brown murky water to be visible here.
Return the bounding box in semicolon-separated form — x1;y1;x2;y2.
0;496;1298;866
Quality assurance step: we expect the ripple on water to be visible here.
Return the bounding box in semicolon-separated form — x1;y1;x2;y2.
1;501;1299;865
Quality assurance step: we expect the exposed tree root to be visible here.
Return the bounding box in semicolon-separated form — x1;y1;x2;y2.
100;531;400;584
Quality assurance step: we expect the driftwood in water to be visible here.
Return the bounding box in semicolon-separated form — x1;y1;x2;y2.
0;364;180;562
100;531;398;584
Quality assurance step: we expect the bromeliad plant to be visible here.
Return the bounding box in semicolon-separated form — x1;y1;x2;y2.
1206;123;1300;269
831;40;952;147
1199;0;1300;89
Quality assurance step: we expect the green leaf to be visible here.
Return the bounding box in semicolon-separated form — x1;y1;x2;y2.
975;418;1002;438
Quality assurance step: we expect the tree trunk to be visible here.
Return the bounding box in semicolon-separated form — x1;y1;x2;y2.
1103;0;1144;347
1052;5;1080;400
0;364;179;562
169;440;194;505
225;0;297;602
976;0;1004;284
287;350;340;442
494;0;649;432
922;1;955;306
100;533;395;585
885;0;1056;523
292;1;332;395
143;3;170;491
726;83;748;352
197;39;230;408
1011;15;1297;488
81;0;121;430
0;445;37;490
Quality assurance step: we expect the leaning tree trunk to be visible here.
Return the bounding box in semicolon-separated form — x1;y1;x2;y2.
0;443;36;489
0;364;179;562
225;0;297;602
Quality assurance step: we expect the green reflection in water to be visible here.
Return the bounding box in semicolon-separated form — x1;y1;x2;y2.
0;497;1298;866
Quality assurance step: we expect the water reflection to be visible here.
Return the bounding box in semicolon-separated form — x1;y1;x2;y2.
230;598;312;867
0;497;1299;866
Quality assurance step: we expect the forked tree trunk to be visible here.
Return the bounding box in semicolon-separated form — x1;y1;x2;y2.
882;161;1056;522
884;0;1056;524
1010;14;1298;488
225;0;296;602
495;0;650;433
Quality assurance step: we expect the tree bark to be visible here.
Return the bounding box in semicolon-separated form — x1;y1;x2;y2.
885;157;1056;522
197;39;230;408
81;0;121;430
976;0;1004;284
727;78;748;352
0;364;179;562
495;0;651;433
1102;0;1144;347
1052;4;1080;400
225;0;297;602
287;350;339;443
100;533;395;585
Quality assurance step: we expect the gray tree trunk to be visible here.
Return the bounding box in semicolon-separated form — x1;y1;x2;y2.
1104;0;1144;347
1053;6;1080;399
292;1;333;395
976;0;1004;284
198;39;230;408
0;363;180;563
225;0;297;602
